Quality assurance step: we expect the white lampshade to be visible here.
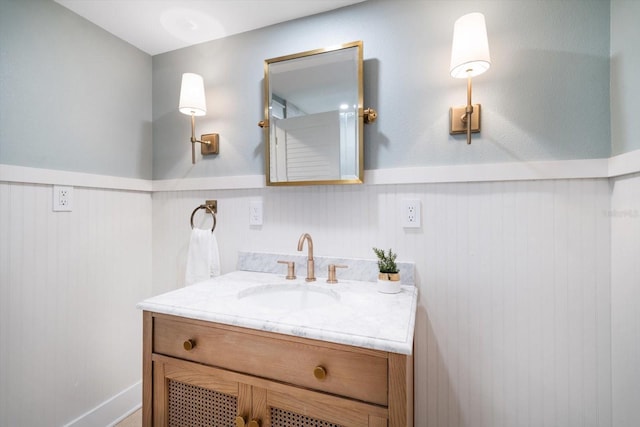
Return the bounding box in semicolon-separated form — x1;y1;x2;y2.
178;73;207;116
450;12;491;79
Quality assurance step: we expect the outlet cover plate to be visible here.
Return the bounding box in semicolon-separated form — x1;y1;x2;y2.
402;199;421;228
53;185;73;212
249;200;263;226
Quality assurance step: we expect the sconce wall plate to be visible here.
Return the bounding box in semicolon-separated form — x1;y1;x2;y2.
200;133;219;155
449;104;481;135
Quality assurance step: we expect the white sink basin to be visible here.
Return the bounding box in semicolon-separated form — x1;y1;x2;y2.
237;283;340;311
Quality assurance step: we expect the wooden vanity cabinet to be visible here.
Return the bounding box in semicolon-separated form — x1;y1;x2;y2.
143;312;413;427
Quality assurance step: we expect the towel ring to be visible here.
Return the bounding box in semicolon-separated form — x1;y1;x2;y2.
190;205;217;232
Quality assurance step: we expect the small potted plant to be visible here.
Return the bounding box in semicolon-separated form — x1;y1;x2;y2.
373;247;401;293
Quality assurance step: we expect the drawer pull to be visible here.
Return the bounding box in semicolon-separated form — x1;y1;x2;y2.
183;339;196;351
313;365;327;380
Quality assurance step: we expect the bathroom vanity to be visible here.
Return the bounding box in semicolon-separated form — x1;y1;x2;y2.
138;259;417;427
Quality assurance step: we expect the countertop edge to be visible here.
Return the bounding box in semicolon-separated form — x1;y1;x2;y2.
137;295;416;355
138;271;418;356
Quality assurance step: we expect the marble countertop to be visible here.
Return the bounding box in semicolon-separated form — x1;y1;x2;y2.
137;271;418;355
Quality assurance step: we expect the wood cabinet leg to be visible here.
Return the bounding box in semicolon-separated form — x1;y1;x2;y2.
142;311;153;427
389;352;413;427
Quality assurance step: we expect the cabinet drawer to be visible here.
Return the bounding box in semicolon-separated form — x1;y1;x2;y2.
153;315;388;406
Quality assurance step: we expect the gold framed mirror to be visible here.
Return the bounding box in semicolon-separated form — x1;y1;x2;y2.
259;41;376;186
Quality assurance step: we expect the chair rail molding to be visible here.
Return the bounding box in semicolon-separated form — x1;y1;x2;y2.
3;149;640;191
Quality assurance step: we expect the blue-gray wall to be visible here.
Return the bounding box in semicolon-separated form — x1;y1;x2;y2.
611;0;640;156
0;0;619;180
0;0;152;179
153;0;611;180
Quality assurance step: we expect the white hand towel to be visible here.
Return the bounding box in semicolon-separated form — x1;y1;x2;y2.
185;229;221;286
209;231;220;278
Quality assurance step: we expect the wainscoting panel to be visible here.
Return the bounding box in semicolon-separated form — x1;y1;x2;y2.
610;172;640;427
0;182;152;426
152;178;612;427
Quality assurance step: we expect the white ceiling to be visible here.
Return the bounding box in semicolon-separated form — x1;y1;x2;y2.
54;0;366;56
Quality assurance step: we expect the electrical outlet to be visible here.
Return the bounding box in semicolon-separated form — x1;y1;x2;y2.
249;200;263;226
402;199;421;228
53;185;73;212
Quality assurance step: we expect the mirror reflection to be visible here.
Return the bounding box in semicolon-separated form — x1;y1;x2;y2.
262;41;364;186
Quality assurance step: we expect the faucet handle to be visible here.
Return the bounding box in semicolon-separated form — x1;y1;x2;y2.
327;264;348;284
277;260;296;280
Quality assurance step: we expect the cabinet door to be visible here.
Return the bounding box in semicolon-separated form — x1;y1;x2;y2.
149;355;388;427
257;384;388;427
151;356;251;427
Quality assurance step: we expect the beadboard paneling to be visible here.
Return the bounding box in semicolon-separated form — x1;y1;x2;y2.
610;172;640;427
0;182;152;426
152;178;612;427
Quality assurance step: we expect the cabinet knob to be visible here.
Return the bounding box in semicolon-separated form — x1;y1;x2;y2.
236;416;260;427
183;339;196;351
313;365;327;380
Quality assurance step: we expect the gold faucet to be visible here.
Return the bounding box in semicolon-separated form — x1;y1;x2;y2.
297;233;315;282
327;264;348;284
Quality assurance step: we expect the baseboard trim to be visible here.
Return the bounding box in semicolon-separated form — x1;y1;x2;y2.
3;149;640;191
108;404;142;427
63;381;141;427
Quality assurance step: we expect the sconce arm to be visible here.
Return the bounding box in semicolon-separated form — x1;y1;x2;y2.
189;114;211;145
465;75;473;145
188;115;220;164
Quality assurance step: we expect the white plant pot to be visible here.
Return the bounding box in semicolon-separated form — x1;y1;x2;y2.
377;273;401;294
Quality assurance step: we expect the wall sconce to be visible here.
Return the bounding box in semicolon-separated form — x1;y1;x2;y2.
178;72;219;164
449;12;491;144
